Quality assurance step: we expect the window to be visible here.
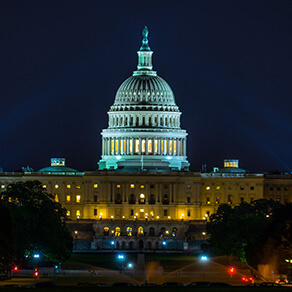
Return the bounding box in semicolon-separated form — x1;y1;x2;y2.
150;184;154;189
164;209;168;217
76;210;81;218
206;197;210;204
117;184;121;189
216;197;220;204
150;209;154;216
66;195;71;203
142;139;146;153
163;194;169;205
148;139;152;153
129;194;135;204
94;209;97;216
55;184;59;189
216;186;220;190
187;196;191;203
76;185;81;189
284;187;288;191
240;197;244;203
206;186;210;190
250;197;254;203
127;227;132;236
103;227;109;236
139;194;145;204
187;210;191;217
250;186;254;190
76;195;81;203
130;184;135;189
115;227;121;236
135;139;139;153
93;195;97;203
140;185;145;189
130;209;134;216
277;187;281;191
172;228;177;237
54;194;59;202
270;187;273;191
67;184;71;189
149;227;155;236
94;184;98;188
154;139;158;153
115;194;121;204
138;226;144;236
228;195;232;204
149;194;155;204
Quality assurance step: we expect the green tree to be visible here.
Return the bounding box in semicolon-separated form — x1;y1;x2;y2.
2;181;73;262
205;199;281;266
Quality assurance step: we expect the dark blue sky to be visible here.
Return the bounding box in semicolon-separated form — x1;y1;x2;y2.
1;0;292;172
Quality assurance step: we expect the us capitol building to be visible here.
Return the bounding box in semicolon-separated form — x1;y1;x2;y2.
1;28;292;252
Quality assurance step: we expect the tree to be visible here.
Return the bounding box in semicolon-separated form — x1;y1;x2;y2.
2;181;73;262
205;199;281;266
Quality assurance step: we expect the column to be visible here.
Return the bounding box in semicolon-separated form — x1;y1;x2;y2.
139;138;142;155
126;138;130;155
152;137;155;154
184;138;187;156
117;138;120;155
146;138;149;155
158;139;161;155
167;138;170;155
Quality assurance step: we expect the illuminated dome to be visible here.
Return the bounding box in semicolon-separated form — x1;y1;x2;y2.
98;27;190;171
113;75;178;107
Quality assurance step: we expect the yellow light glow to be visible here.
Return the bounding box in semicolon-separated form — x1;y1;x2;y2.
156;216;159;219
154;139;158;153
135;139;139;153
148;139;152;153
67;184;71;189
66;195;71;203
111;215;114;218
140;193;145;198
55;184;59;189
100;213;102;216
117;184;121;188
142;139;146;153
76;210;81;217
206;186;210;190
76;185;80;189
111;140;114;154
94;184;98;188
74;231;78;234
42;185;46;189
129;139;133;153
115;140;118;154
174;140;177;154
170;140;173;154
76;195;81;203
66;210;70;216
54;194;59;202
168;216;171;219
140;185;145;189
140;209;144;212
130;184;135;188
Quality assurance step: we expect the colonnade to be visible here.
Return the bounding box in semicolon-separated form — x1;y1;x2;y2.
109;113;180;128
102;137;186;156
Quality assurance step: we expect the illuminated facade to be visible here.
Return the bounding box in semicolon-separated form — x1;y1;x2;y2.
1;28;292;252
98;27;189;171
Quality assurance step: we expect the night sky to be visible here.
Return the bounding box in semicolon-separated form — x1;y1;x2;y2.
1;0;292;173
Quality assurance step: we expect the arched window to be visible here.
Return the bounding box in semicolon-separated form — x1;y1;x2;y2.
172;228;177;237
138;226;144;236
103;227;109;236
127;227;132;236
115;227;121;236
139;193;145;204
160;227;166;236
54;194;59;202
149;227;155;236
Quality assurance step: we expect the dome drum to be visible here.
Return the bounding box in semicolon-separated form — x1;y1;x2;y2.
98;27;190;171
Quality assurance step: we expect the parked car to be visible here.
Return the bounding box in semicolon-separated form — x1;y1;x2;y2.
260;282;283;287
208;282;232;287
